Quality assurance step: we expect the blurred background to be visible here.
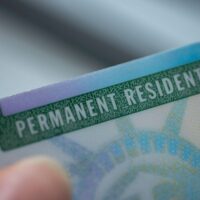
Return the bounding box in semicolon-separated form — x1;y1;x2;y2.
0;0;200;99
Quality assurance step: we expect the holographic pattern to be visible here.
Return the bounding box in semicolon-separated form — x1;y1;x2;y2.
51;99;200;200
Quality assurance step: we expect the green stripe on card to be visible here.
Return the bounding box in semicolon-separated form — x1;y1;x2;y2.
1;61;200;151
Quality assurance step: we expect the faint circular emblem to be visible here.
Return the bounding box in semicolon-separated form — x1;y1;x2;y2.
51;100;200;200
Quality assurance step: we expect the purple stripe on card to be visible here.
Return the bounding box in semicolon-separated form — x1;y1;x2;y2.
1;43;200;116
